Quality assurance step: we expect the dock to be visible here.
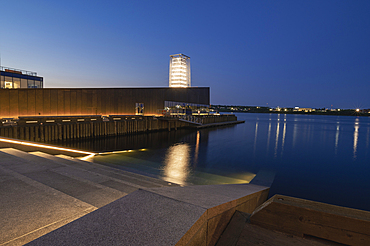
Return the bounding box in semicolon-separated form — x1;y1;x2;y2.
0;114;243;142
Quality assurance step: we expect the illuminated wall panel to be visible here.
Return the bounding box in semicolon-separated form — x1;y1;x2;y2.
169;54;191;88
0;87;209;118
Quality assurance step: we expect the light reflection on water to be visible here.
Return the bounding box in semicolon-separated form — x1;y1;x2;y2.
163;143;191;185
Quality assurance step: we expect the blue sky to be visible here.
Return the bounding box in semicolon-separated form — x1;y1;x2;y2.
1;0;370;108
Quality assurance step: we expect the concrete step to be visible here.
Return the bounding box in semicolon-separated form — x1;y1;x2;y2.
30;152;149;194
0;148;126;208
27;183;270;246
55;153;178;188
0;154;97;246
0;147;179;246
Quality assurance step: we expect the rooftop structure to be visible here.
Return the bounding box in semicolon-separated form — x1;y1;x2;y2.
0;66;43;89
169;54;191;88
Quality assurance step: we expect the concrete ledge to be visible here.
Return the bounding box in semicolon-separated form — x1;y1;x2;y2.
194;120;245;129
28;184;269;246
250;194;370;245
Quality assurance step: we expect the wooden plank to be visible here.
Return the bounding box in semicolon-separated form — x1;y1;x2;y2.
27;90;36;116
9;90;19;118
18;89;28;116
76;89;82;115
43;90;51;116
70;91;77;115
250;195;370;245
64;90;71;115
0;90;10;117
57;90;65;116
35;90;43;116
50;90;58;115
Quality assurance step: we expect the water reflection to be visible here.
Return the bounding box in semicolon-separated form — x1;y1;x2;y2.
274;119;280;158
266;122;272;155
366;128;370;151
253;122;258;156
335;125;340;155
281;122;287;157
292;122;298;148
353;120;359;160
193;131;200;166
163;143;191;185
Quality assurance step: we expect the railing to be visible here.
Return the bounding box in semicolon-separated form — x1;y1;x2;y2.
174;114;203;124
0;66;37;76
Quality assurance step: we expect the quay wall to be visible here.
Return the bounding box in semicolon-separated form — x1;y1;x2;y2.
0;115;238;142
0;117;189;142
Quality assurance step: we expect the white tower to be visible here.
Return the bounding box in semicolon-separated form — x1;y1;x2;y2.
169;54;191;87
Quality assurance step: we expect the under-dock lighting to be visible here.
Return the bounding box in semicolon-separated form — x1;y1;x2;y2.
0;137;96;156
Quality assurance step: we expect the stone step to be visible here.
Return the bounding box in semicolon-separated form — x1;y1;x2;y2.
0;147;179;246
0;148;126;208
30;152;147;194
27;183;270;246
0;158;97;246
54;153;178;188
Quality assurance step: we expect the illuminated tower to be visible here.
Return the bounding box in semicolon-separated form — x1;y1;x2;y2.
169;54;191;87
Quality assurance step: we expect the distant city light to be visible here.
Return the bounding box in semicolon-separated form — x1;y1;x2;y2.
356;108;360;112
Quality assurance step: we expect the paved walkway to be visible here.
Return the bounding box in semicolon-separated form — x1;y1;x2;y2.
0;148;175;246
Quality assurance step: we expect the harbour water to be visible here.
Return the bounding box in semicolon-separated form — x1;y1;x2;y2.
57;113;370;211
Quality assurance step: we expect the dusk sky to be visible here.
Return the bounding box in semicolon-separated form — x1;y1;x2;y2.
1;1;369;109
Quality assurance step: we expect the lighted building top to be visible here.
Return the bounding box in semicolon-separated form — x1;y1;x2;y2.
169;54;191;88
0;66;43;89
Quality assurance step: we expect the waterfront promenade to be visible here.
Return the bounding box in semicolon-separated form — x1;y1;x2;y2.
0;144;269;245
1;141;369;245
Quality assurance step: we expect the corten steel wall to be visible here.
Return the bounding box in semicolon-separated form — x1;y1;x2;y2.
0;87;210;118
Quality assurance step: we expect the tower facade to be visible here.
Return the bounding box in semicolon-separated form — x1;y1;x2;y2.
169;54;191;87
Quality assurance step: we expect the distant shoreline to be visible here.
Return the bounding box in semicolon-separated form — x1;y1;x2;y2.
217;110;370;117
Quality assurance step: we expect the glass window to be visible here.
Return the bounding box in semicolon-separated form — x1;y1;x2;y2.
4;76;13;88
21;78;27;88
13;78;21;88
135;103;144;115
28;80;35;88
34;81;41;88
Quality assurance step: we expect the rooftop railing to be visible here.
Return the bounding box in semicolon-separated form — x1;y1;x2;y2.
0;66;37;76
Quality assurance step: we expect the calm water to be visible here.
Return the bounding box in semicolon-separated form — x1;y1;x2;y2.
56;113;370;211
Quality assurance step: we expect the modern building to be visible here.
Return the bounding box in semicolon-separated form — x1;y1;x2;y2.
0;66;43;89
0;87;209;118
169;54;191;88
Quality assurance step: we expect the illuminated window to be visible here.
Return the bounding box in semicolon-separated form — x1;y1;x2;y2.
13;78;21;88
135;103;144;115
5;81;13;88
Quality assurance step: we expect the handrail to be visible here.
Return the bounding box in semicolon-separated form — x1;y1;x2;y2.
175;114;203;124
0;66;37;76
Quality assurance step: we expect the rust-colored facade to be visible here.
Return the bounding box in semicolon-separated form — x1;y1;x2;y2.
0;87;209;118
